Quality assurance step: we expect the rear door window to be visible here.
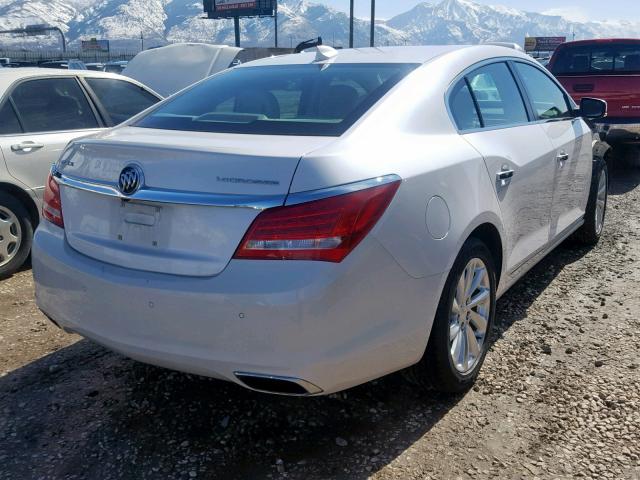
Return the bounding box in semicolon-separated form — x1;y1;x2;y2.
0;101;22;135
85;78;159;125
513;62;571;120
449;79;481;130
552;42;640;75
10;78;99;133
466;63;529;128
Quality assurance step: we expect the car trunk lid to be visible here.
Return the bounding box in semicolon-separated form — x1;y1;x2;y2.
57;127;334;277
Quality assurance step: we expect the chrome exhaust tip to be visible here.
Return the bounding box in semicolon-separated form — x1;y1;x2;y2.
234;372;323;396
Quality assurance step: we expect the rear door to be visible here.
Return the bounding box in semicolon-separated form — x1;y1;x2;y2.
0;76;103;197
550;41;640;120
512;61;592;238
451;61;557;272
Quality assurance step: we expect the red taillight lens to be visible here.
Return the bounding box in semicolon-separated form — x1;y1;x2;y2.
43;173;64;229
234;180;400;262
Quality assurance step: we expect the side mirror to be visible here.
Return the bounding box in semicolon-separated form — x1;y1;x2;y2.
579;97;607;120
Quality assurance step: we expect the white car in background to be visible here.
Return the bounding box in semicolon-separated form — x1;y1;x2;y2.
123;43;242;97
0;68;161;276
103;61;128;74
33;46;608;395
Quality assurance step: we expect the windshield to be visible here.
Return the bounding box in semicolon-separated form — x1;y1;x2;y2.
551;42;640;75
135;63;419;136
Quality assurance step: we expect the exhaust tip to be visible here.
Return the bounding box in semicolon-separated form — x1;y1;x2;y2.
234;372;323;396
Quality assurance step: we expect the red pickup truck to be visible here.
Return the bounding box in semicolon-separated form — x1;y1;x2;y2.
549;39;640;145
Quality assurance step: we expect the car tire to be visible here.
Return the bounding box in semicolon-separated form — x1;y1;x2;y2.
573;158;608;246
405;238;497;393
0;192;34;278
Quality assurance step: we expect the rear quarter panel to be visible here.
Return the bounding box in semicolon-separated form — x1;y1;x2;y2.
290;50;507;282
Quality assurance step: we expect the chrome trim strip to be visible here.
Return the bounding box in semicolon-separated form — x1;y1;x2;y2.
52;167;286;210
234;371;324;396
285;174;402;206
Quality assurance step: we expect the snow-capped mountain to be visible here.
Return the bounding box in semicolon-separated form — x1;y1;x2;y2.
0;0;638;50
386;0;639;46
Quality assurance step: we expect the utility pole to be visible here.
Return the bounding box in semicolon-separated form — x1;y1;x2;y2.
274;0;278;48
234;16;240;47
55;26;67;52
370;0;375;47
349;0;354;48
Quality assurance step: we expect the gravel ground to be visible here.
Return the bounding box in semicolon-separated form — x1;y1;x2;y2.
1;150;639;480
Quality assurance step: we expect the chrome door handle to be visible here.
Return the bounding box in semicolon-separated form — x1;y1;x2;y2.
556;152;569;162
11;142;44;153
496;169;514;181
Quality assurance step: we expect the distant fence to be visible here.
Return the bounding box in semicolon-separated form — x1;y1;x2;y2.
0;49;140;63
0;47;295;65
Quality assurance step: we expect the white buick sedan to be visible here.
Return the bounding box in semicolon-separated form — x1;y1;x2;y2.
33;46;608;396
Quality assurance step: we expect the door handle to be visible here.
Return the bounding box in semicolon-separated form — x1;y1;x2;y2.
11;142;45;153
556;152;569;163
496;168;514;186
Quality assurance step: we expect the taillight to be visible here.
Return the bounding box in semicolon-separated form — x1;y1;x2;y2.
234;180;400;262
43;173;64;229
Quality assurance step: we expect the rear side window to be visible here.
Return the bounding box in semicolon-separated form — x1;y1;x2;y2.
10;78;99;133
552;42;640;75
135;63;419;136
466;63;528;127
513;62;571;120
86;78;159;125
0;101;22;135
449;79;481;130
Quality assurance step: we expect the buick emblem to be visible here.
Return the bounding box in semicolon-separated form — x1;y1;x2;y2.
118;164;144;195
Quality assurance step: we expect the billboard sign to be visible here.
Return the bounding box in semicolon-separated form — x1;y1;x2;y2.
82;38;110;52
524;36;566;52
204;0;275;18
217;0;257;10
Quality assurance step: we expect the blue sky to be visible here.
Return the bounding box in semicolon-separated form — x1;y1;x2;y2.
321;0;637;22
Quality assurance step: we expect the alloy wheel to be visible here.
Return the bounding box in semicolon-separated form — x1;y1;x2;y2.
449;258;491;374
0;205;22;268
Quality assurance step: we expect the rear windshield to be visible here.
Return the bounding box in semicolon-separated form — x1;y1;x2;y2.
135;63;418;136
551;42;640;75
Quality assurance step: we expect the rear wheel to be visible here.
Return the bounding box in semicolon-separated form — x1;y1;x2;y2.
405;238;496;393
573;159;608;245
0;192;33;278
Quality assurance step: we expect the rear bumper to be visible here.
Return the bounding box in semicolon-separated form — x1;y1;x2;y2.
595;119;640;144
32;221;446;395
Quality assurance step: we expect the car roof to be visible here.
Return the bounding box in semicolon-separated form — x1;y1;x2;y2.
238;45;527;67
0;68;161;97
556;38;640;48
